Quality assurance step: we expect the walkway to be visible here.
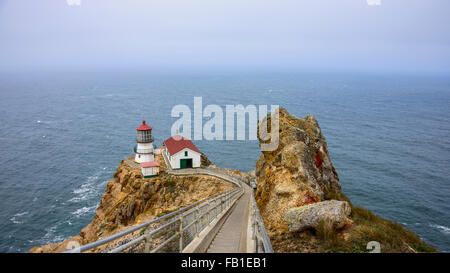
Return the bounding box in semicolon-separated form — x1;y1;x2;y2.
207;184;251;253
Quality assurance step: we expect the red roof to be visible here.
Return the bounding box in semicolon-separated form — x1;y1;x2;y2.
141;161;160;168
163;136;201;156
136;120;152;131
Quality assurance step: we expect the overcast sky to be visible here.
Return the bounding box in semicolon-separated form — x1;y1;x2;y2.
0;0;449;74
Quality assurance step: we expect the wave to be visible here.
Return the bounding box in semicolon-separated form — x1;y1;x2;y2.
430;224;450;235
10;212;29;224
42;224;64;244
71;205;98;218
68;169;109;203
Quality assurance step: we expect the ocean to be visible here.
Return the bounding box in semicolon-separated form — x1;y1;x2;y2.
0;71;449;252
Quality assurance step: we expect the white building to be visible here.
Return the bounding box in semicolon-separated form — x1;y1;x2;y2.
163;136;201;169
134;120;154;163
140;161;160;178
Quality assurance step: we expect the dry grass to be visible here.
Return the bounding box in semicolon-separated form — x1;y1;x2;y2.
315;220;340;250
346;206;437;253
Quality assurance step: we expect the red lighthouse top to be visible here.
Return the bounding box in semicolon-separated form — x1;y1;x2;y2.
136;120;152;131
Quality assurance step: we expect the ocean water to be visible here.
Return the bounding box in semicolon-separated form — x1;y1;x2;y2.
0;71;449;252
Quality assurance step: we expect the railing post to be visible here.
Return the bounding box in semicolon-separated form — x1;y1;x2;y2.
207;201;211;224
258;238;264;253
252;206;257;240
179;214;183;253
195;207;199;237
252;205;257;252
144;230;152;253
213;198;216;219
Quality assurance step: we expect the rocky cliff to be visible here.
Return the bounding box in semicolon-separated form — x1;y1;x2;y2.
255;107;346;232
29;155;234;253
255;107;436;253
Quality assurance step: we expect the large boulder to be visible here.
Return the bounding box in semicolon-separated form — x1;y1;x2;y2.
285;200;351;232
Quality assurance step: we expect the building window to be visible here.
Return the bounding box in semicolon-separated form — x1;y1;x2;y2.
185;151;188;156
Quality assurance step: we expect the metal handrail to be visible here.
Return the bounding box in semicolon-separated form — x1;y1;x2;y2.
250;190;273;253
168;168;246;188
145;188;242;253
64;161;273;253
65;187;242;253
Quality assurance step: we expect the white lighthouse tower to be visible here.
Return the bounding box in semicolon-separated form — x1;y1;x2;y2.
134;120;154;163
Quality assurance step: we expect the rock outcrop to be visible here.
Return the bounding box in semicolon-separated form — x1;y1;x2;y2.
255;107;346;232
285;200;352;232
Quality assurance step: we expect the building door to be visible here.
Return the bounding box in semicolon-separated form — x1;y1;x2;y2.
186;158;193;168
180;158;193;169
180;159;187;169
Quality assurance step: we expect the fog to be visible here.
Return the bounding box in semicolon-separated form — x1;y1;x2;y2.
0;0;449;74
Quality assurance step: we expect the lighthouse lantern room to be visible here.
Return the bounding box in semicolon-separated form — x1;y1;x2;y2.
134;120;154;163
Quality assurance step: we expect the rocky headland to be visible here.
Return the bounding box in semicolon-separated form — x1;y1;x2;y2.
30;107;436;253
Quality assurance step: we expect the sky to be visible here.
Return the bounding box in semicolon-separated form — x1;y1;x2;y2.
0;0;449;74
